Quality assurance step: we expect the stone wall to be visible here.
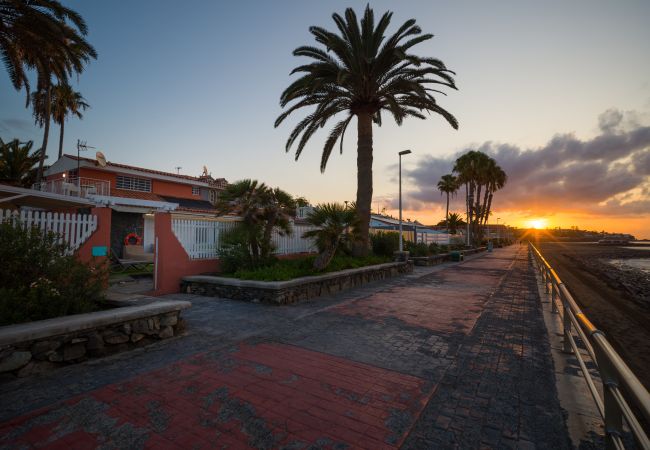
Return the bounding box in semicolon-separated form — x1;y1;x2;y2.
0;301;190;381
182;261;413;305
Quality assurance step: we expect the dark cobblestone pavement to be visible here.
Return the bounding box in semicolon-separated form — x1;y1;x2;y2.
0;247;575;449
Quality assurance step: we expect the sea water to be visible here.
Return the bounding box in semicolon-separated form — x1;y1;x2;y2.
608;258;650;273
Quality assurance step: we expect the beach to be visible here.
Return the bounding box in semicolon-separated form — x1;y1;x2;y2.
537;241;650;389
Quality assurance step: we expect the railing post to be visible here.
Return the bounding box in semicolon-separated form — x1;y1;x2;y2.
594;339;623;449
550;282;558;313
562;298;572;354
544;267;550;293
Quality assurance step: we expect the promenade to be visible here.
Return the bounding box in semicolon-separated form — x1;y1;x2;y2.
0;246;575;449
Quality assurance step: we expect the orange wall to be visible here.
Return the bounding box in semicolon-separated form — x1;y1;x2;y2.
153;212;219;295
152;179;194;199
79;167;117;187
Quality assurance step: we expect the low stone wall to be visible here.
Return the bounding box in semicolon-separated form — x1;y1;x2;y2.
182;261;413;305
410;247;487;266
0;300;190;380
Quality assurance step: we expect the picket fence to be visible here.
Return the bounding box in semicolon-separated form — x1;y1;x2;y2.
171;218;317;260
0;209;98;252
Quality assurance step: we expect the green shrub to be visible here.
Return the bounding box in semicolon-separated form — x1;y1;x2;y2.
404;241;429;257
371;232;399;257
428;243;441;254
0;221;106;326
228;254;390;281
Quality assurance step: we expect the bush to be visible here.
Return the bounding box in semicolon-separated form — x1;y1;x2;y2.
428;243;441;254
218;225;277;273
0;221;106;326
371;232;399;257
228;254;390;281
404;241;429;257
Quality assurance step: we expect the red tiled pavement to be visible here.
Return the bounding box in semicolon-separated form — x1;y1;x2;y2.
0;343;430;449
332;255;514;334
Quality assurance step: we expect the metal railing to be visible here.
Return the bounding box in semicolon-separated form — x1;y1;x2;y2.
32;177;111;198
529;242;650;449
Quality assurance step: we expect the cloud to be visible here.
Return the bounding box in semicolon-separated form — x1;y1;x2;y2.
397;109;650;216
0;118;32;133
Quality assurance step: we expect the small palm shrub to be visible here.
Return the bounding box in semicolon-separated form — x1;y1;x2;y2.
0;221;105;325
302;203;360;271
370;232;399;257
405;241;429;257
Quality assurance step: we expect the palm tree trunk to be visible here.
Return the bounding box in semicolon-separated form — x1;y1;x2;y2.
36;83;52;182
353;112;373;257
445;192;450;233
58;120;65;159
480;187;490;225
313;238;340;271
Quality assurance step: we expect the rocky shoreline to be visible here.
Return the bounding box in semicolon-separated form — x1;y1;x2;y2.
565;247;650;310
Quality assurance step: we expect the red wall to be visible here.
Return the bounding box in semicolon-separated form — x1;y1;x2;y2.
153;212;219;295
76;206;111;265
152;179;195;199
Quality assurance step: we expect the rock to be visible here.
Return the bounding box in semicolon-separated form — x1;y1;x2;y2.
121;323;132;335
103;331;130;345
0;351;32;373
160;314;178;327
17;360;56;378
130;333;145;343
63;344;86;361
70;337;88;344
31;341;61;359
133;317;159;335
158;326;174;339
48;351;63;362
86;333;104;350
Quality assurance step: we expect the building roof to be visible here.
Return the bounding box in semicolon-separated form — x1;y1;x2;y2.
0;183;94;209
56;154;228;187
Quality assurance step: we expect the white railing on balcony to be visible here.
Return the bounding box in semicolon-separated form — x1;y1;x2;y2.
0;209;98;252
172;218;318;260
32;177;111;198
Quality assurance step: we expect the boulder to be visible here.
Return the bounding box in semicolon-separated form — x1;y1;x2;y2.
63;344;86;361
158;326;174;339
103;331;130;345
0;351;32;373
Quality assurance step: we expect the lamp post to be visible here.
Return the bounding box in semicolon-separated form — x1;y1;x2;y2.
398;149;412;252
496;217;501;241
466;192;473;247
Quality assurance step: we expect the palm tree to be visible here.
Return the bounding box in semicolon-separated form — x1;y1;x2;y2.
50;83;89;159
302;203;360;270
0;138;40;187
437;174;458;232
1;0;89;101
276;5;458;255
453;150;506;244
437;212;465;234
259;187;296;259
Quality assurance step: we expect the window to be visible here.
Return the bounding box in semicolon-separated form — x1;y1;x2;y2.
116;175;151;192
192;186;200;196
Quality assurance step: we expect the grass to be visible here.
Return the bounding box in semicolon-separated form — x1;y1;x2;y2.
225;254;391;281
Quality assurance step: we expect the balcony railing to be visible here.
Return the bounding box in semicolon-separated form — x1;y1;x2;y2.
32;177;111;199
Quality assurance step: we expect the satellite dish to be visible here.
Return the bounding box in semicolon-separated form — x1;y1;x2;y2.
96;151;107;167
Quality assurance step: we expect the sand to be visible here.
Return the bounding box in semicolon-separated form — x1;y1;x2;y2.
536;241;650;390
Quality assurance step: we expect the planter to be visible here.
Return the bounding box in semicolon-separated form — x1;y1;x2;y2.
182;261;413;305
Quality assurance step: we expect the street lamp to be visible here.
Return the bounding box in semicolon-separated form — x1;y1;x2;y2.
496;217;501;241
466;192;473;247
398;149;412;252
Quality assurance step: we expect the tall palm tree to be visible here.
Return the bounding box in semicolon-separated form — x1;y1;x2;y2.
302;203;360;270
0;138;40;187
1;0;89;101
50;83;89;159
276;5;458;255
437;173;458;232
453;150;506;244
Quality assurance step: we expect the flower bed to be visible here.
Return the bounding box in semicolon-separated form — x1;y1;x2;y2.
182;261;413;305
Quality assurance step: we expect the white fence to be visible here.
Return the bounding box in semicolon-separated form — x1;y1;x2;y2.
171;218;317;260
0;209;98;252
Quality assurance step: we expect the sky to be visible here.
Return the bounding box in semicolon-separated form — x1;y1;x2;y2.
1;0;649;238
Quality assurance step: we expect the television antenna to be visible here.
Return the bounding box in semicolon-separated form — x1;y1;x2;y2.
76;139;96;177
175;166;182;174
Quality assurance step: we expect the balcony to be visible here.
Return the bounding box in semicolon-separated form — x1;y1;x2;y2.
32;177;111;199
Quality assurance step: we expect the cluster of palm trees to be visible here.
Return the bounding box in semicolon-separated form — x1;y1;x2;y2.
276;5;458;255
437;151;507;245
1;0;94;180
0;138;39;187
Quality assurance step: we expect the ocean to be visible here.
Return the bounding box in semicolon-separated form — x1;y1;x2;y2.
608;258;650;273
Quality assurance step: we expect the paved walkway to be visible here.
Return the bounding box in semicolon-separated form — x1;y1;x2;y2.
0;247;573;449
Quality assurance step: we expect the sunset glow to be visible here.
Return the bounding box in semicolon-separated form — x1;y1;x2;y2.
527;219;547;230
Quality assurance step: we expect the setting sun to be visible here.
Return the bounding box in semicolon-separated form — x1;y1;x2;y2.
527;219;547;229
